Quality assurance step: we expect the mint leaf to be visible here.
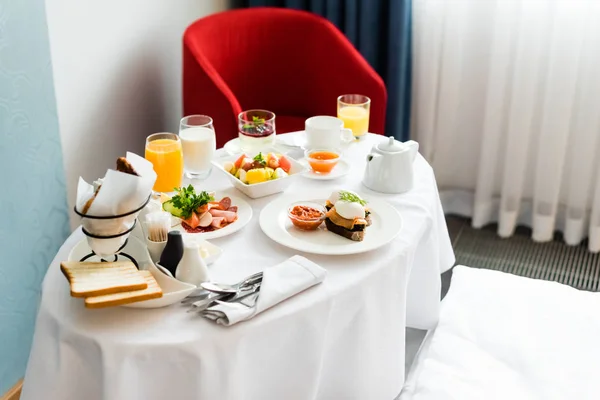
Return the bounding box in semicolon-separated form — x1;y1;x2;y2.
253;152;266;166
252;116;265;126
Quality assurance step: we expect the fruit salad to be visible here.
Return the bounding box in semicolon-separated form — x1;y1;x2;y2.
224;152;292;185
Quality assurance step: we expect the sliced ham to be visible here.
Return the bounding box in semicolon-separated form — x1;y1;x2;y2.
208;202;223;211
210;217;225;228
198;211;213;227
208;209;237;222
219;197;231;210
208;197;232;211
227;206;238;213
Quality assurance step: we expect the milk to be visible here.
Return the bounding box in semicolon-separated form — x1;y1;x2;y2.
179;127;216;176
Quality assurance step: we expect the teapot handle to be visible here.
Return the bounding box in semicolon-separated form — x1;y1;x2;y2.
404;140;419;161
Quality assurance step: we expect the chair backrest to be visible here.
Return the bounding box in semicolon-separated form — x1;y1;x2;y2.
184;8;386;125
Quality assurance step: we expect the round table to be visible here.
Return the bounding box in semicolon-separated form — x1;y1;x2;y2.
22;134;454;400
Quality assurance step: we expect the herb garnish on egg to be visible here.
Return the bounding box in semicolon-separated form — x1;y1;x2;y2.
338;191;367;206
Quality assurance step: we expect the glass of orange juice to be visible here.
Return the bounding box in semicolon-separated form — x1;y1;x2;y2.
337;94;371;139
145;133;184;193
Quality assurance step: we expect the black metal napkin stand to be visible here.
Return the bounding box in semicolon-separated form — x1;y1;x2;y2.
73;195;151;268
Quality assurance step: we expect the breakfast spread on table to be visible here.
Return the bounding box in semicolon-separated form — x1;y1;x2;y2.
61;97;413;314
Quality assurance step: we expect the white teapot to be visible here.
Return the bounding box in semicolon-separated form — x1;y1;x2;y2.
362;137;419;194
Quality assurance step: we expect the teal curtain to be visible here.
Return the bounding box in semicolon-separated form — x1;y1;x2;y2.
237;0;412;140
0;0;70;393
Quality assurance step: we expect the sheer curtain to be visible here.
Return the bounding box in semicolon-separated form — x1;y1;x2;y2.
412;0;600;252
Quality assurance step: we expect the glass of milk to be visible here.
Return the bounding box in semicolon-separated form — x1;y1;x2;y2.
179;115;216;180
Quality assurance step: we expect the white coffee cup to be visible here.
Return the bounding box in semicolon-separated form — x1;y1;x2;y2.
305;116;354;150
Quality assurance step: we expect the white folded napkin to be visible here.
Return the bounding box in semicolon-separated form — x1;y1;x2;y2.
202;255;326;326
75;152;156;257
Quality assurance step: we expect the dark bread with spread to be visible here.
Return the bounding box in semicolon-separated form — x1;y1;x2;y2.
324;218;366;242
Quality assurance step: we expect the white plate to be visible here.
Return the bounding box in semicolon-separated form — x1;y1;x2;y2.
223;135;304;155
300;158;350;180
259;192;402;255
171;194;253;239
68;236;196;308
212;153;306;199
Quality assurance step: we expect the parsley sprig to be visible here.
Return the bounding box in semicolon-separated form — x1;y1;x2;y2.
170;185;214;219
339;191;367;206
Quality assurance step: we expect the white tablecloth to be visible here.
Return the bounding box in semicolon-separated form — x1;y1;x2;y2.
22;134;454;400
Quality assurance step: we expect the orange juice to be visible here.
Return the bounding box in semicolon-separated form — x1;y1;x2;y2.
145;138;183;192
338;106;370;137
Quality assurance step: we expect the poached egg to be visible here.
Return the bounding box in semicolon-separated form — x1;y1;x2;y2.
334;200;366;219
327;190;361;205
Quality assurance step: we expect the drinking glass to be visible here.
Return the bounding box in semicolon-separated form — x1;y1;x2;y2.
337;94;371;139
179;115;216;180
238;110;276;152
145;133;183;193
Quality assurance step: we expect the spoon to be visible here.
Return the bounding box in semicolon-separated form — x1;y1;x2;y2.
200;272;263;294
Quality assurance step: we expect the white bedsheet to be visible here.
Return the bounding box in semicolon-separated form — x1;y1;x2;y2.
401;266;600;400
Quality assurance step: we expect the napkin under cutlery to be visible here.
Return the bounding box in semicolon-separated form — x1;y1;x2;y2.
201;255;327;326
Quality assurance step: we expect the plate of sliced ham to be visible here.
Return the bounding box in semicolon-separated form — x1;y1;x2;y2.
171;194;253;240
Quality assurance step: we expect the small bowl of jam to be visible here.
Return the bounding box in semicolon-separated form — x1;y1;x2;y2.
287;202;326;230
305;149;341;174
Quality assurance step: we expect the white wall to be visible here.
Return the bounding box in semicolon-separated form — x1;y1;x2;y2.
46;0;230;228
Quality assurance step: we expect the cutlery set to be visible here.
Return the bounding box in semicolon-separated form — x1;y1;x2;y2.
183;272;263;312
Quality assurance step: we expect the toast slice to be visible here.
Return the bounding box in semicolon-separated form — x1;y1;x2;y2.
116;157;139;176
84;271;162;309
325;218;366;242
60;261;147;298
81;185;101;214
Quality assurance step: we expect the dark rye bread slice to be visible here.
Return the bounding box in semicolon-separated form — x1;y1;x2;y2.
325;218;366;242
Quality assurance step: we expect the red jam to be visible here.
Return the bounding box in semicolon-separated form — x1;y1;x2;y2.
288;205;324;230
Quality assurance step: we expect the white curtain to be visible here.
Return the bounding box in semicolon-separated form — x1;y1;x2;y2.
412;0;600;252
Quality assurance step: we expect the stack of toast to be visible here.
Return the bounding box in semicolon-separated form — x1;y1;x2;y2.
60;261;162;308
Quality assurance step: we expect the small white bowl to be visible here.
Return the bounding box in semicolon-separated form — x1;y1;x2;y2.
212;152;306;199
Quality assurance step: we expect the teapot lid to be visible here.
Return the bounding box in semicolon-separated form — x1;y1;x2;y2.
378;136;404;152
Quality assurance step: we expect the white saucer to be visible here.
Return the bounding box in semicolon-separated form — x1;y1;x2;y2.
223;135;304;155
300;158;350;180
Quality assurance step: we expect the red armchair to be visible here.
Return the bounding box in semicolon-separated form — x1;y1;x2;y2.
183;7;387;148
